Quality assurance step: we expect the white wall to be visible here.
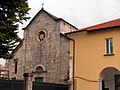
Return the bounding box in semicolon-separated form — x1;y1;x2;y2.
0;58;5;66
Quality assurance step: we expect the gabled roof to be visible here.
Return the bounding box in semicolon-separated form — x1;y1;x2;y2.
11;39;23;55
80;18;120;31
67;18;120;34
12;8;78;55
23;8;78;30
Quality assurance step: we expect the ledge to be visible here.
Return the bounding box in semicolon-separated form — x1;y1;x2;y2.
104;53;115;56
32;70;47;73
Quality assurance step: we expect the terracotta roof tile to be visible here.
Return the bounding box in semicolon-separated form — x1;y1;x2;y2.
80;18;120;31
0;65;6;70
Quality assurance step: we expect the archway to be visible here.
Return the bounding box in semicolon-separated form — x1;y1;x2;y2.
34;64;46;72
35;66;44;72
33;65;46;82
99;67;120;90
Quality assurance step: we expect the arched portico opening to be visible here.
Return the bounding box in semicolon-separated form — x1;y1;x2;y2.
99;67;120;90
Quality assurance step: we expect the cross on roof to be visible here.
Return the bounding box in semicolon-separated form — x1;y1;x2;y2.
42;3;44;9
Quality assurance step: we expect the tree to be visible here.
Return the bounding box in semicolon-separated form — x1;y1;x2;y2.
0;0;30;59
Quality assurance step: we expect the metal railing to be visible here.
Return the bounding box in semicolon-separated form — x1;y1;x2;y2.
0;79;24;90
0;79;68;90
33;82;68;90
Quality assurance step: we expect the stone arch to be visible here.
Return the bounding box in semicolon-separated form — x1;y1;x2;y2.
32;65;46;83
99;67;120;90
34;64;46;72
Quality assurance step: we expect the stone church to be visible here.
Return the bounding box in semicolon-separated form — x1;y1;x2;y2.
5;8;77;84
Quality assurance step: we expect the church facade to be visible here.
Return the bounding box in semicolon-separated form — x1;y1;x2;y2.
5;8;77;84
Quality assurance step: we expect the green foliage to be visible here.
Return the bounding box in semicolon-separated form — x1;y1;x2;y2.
0;0;30;59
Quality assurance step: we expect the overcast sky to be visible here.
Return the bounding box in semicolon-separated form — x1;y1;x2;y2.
29;0;120;27
17;0;120;37
18;0;120;37
0;0;120;65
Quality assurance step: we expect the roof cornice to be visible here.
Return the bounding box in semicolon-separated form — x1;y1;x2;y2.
23;8;78;30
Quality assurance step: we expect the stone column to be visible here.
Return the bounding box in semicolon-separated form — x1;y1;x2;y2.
23;73;33;90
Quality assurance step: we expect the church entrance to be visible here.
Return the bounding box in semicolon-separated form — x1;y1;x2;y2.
33;65;45;83
99;67;120;90
35;77;43;82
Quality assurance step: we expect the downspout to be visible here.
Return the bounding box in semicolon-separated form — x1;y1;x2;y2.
65;35;75;90
69;38;75;90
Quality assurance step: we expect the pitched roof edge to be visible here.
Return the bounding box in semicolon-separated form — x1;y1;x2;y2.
60;33;71;40
57;18;78;30
86;25;120;32
23;8;78;30
65;29;87;35
23;8;59;30
11;39;24;55
66;25;120;35
80;18;120;31
67;18;120;35
22;9;40;30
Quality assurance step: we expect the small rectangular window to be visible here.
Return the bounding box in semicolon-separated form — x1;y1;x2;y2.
35;77;43;82
105;38;113;54
15;61;18;74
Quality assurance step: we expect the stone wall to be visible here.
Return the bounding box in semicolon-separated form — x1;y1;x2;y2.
6;9;77;84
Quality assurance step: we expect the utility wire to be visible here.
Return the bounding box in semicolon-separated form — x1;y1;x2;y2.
75;76;115;82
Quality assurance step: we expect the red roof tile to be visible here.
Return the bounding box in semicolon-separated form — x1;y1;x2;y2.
0;65;6;70
80;18;120;31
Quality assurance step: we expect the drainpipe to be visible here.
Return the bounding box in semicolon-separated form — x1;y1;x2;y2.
65;35;75;90
61;33;75;90
69;38;75;90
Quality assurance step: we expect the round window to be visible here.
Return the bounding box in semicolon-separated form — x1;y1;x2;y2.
37;30;46;44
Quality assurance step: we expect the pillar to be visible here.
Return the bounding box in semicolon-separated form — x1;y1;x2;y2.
23;73;33;90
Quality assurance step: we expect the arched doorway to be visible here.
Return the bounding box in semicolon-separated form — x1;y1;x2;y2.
99;67;120;90
33;65;46;83
35;66;44;72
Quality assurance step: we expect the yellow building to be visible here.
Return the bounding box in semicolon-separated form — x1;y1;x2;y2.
67;18;120;90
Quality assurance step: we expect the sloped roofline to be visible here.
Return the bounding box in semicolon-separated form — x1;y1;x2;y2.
80;18;120;31
23;8;78;30
66;18;120;34
11;39;24;55
12;8;78;55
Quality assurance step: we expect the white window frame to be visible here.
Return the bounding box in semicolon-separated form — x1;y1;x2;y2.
105;38;113;54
